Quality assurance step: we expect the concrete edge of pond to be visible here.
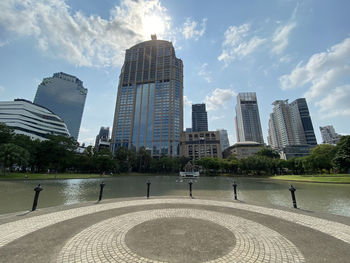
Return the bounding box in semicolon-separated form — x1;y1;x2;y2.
1;196;349;226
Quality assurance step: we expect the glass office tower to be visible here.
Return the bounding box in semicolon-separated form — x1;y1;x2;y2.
111;36;183;156
192;103;208;132
34;72;87;140
235;92;264;144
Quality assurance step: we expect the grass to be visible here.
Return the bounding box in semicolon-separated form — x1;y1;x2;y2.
269;174;350;184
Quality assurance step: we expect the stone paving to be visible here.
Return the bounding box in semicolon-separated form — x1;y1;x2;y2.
0;198;350;262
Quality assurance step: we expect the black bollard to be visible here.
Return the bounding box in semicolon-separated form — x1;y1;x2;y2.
146;180;151;199
32;184;43;211
289;185;297;208
98;182;105;202
189;180;193;198
232;181;238;200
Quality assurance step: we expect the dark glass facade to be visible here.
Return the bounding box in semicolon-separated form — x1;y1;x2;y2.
192;103;208;132
111;38;183;156
34;72;87;140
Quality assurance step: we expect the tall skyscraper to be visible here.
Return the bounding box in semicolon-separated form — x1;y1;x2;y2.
320;125;341;144
111;36;183;156
34;72;87;140
217;129;230;150
267;98;317;149
192;103;208;132
235;92;264;144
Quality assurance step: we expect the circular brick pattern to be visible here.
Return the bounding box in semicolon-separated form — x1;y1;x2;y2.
56;209;305;263
125;217;236;262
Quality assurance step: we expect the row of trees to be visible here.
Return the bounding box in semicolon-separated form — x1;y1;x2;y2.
0;123;190;174
1;123;349;175
196;138;350;175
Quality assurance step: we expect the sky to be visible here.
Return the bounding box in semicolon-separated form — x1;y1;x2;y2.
0;0;349;146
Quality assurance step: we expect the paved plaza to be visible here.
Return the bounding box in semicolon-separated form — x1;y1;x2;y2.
0;197;350;262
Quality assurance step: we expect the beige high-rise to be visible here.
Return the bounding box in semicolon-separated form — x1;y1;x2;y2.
111;36;183;156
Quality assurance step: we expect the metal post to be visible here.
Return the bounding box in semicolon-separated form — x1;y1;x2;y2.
98;182;105;202
289;185;297;208
189;180;193;198
32;184;43;211
232;181;237;200
146;180;151;199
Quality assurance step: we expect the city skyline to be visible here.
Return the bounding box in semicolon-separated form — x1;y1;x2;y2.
0;0;349;146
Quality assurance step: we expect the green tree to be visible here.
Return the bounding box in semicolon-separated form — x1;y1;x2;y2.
255;147;280;159
35;135;78;172
0;123;14;144
334;136;350;173
0;143;29;174
307;144;336;173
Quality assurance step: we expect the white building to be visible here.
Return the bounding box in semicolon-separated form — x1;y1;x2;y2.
235;92;264;144
0;99;70;140
267;98;317;149
320;125;341;145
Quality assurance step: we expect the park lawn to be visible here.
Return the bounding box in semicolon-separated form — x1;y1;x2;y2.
269;174;350;184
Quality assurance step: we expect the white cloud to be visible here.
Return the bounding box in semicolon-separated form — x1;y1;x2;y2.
183;95;192;107
0;0;171;67
182;18;207;40
80;127;90;133
279;37;350;117
198;63;212;83
218;24;266;65
272;22;296;54
210;115;224;121
316;85;350;118
205;88;236;111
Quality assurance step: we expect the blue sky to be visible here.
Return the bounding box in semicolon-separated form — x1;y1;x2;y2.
0;0;349;146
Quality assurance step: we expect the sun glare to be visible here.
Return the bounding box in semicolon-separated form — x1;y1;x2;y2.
143;15;165;37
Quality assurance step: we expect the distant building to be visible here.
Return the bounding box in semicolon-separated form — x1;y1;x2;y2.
223;141;263;159
192;103;208;132
180;131;222;160
235;92;264;144
279;145;310;160
111;36;183;157
95;127;110;151
267;98;317;149
185;128;192;132
34;72;87;140
0;99;70;140
320;125;342;145
217;129;230;151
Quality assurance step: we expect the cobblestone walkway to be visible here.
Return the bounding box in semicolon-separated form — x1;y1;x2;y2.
0;198;350;262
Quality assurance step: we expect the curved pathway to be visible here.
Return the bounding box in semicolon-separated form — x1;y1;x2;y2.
0;198;350;262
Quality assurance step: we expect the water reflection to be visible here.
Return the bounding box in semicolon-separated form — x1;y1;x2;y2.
0;176;349;217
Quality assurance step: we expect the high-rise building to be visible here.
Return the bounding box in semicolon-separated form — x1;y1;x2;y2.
192;103;208;132
267;98;317;149
320;125;341;145
95;127;110;151
111;36;183;157
235;92;264;144
34;72;87;140
0;99;70;140
217;129;230;151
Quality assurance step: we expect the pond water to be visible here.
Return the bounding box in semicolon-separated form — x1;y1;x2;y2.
1;175;350;217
